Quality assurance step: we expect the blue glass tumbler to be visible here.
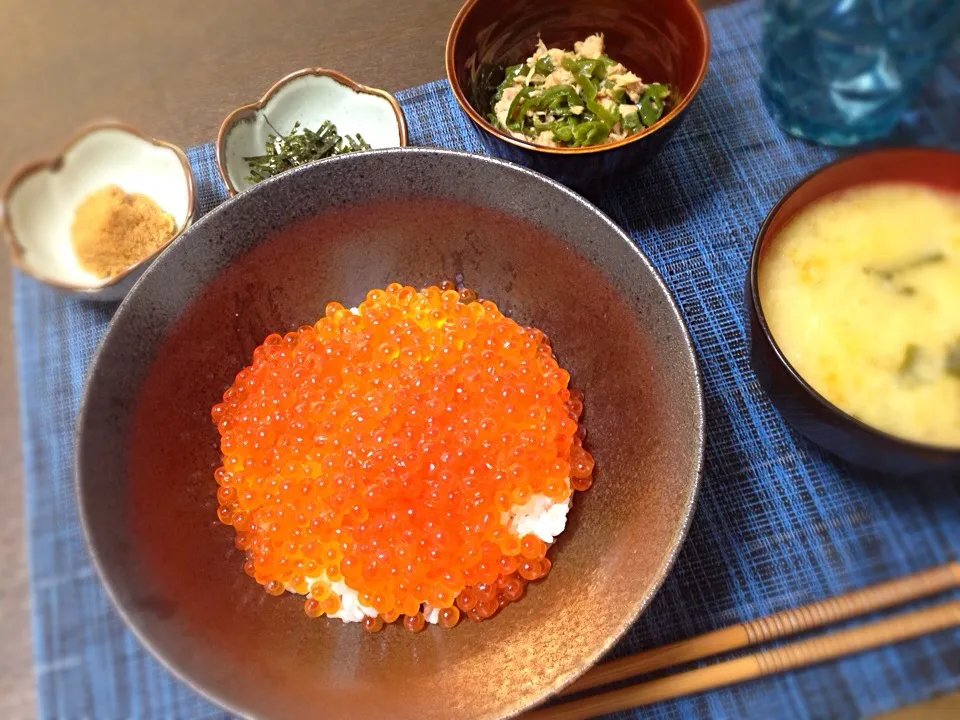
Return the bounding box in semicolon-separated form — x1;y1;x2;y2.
761;0;960;146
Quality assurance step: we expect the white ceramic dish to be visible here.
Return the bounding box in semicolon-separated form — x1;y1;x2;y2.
216;68;408;195
1;122;195;301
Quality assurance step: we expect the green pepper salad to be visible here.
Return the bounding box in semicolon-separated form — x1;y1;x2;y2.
488;34;670;149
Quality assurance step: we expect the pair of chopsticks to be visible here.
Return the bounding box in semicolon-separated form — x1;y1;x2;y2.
522;562;960;720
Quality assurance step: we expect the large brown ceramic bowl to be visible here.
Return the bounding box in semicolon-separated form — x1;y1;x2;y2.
77;149;703;719
747;147;960;475
445;0;710;191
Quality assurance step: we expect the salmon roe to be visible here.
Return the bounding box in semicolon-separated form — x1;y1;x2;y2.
211;283;593;630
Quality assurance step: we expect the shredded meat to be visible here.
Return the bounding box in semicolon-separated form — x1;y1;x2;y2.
574;33;604;60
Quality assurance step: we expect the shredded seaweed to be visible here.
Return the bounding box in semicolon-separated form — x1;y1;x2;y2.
244;120;370;183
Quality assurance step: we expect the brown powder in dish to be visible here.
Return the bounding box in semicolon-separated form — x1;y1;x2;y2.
70;184;177;278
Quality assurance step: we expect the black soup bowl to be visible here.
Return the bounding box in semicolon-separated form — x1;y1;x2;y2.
76;148;704;719
746;148;960;476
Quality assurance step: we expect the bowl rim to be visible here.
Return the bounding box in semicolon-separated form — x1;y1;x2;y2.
0;120;196;293
76;146;704;720
749;146;960;459
215;67;410;196
444;0;711;156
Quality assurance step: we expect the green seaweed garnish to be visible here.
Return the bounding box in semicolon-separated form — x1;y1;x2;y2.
244;120;370;184
864;251;946;281
898;344;924;384
946;339;960;379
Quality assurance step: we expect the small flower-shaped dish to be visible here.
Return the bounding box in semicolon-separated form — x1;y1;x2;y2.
216;68;408;196
1;121;195;302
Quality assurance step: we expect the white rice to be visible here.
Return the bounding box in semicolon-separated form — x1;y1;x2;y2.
288;492;571;624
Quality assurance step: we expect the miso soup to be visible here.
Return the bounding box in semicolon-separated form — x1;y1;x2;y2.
759;183;960;448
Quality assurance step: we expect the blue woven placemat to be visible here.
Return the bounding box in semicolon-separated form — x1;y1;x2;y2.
14;1;960;718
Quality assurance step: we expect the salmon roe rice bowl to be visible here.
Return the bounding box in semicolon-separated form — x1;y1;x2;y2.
211;283;595;632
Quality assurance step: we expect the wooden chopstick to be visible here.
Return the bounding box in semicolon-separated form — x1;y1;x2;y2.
561;562;960;697
522;599;960;720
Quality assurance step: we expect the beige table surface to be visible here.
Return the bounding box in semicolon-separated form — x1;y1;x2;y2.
0;1;956;718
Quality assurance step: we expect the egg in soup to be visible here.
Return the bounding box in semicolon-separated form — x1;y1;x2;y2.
758;183;960;449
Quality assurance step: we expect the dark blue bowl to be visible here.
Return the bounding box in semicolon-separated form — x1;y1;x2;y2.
445;0;710;191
